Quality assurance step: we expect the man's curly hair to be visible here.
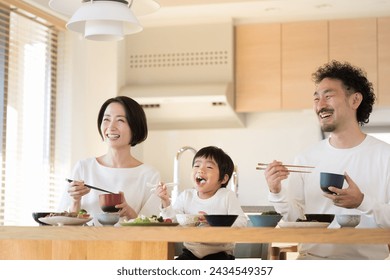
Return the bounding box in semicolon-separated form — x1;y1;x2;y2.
312;60;375;125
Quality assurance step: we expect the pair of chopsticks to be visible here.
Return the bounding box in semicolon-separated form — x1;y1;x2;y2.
65;179;115;194
256;163;315;173
147;182;178;192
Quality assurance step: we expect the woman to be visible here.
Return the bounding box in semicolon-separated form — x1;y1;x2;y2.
59;96;161;225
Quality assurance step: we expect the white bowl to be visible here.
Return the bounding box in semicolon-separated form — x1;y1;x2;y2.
176;214;201;227
97;212;120;226
336;214;361;228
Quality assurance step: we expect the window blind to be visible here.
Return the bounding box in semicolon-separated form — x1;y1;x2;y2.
0;2;60;225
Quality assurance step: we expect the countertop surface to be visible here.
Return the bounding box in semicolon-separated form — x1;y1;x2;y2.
1;226;389;244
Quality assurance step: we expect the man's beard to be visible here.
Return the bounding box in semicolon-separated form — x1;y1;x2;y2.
318;108;336;133
321;123;336;132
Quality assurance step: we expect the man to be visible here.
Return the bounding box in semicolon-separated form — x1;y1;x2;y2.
264;60;390;259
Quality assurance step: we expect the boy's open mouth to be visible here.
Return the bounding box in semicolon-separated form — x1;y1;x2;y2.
196;176;206;184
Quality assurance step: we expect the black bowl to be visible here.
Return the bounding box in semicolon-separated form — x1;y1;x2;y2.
204;214;238;227
304;214;335;223
32;212;52;226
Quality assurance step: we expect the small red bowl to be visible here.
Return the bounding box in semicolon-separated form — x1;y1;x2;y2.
99;193;122;213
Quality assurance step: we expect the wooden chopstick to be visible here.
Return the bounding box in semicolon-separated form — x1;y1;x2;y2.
256;163;314;173
255;167;312;173
147;182;178;192
257;163;315;168
65;179;115;194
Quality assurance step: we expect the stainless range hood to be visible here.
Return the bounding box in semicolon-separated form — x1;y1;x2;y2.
119;83;245;130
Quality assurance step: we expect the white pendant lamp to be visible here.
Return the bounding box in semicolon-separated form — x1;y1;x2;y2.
48;0;160;41
67;1;142;41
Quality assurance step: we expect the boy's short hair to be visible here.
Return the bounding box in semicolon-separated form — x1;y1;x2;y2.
192;146;234;188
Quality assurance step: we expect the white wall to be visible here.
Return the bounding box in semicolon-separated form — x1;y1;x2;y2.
142;110;321;206
66;34;122;167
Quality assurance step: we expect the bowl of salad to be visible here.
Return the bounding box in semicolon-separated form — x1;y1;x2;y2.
120;215;177;226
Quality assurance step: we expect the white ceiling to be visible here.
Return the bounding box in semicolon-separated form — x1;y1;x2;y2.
26;0;390;27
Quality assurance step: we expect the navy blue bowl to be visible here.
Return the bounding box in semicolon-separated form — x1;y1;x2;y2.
204;215;238;227
320;172;344;194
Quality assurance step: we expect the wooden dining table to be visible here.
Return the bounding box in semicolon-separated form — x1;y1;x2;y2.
0;226;389;259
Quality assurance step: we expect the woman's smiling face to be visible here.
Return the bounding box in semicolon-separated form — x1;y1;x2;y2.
100;102;131;147
192;156;228;199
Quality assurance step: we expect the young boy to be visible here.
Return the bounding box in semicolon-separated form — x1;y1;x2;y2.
156;146;247;260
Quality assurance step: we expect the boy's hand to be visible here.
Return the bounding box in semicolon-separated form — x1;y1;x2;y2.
155;182;171;208
198;211;207;225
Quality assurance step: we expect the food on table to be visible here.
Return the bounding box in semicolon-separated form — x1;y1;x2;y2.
124;215;172;224
176;214;202;227
77;209;91;218
46;210;90;219
260;211;280;215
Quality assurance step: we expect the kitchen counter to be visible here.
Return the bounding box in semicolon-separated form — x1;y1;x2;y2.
0;226;389;260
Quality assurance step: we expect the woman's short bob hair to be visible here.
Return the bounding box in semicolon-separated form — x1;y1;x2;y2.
97;96;148;146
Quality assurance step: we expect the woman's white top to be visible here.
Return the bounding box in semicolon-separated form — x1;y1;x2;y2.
59;157;161;225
